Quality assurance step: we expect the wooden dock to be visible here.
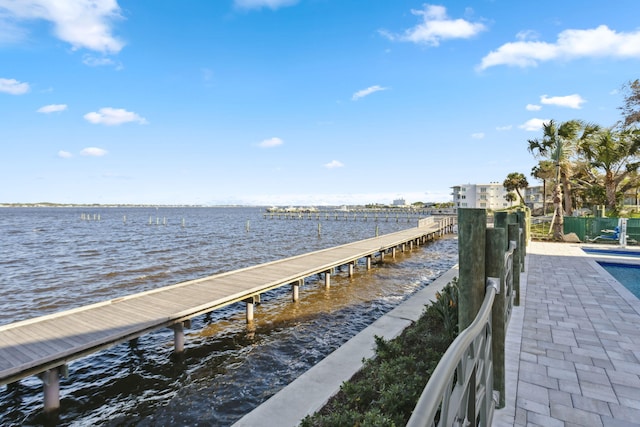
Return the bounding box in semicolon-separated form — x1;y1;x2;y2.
0;217;454;413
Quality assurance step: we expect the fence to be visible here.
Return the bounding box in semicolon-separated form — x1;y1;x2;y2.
407;208;526;426
563;216;640;242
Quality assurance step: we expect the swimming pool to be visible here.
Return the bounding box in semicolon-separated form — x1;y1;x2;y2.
583;247;640;258
598;261;640;299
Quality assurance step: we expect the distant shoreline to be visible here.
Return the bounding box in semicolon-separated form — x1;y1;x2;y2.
0;203;245;208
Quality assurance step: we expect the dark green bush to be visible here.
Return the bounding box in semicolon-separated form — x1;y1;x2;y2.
300;279;459;427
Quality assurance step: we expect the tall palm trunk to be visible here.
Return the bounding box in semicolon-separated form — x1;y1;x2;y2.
561;173;573;216
552;183;564;240
605;171;617;211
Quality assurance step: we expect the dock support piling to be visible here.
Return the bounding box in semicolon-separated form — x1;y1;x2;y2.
366;256;372;270
292;280;301;302
391;247;396;259
42;368;60;413
348;262;354;277
173;322;185;353
324;271;331;289
245;300;254;323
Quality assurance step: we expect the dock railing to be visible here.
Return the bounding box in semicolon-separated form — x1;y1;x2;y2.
407;208;527;427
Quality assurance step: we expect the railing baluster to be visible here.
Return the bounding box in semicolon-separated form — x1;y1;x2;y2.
407;210;528;426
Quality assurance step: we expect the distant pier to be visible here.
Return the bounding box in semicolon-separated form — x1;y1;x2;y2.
263;207;454;223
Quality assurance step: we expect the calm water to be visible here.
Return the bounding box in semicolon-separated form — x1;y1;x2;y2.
0;207;458;426
598;261;640;298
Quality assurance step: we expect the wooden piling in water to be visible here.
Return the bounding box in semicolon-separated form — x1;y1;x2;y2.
173;322;185;353
42;367;60;413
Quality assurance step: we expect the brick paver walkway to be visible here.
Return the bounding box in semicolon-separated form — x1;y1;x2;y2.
494;241;640;427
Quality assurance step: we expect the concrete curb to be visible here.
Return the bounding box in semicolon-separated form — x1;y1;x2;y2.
233;265;460;427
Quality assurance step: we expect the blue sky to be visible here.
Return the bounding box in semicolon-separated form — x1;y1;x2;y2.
1;0;639;206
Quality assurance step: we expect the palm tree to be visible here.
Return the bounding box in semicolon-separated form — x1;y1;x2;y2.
579;127;640;212
503;172;529;205
528;120;598;239
531;160;555;214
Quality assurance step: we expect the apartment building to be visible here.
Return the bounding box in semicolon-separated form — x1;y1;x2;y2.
451;183;515;210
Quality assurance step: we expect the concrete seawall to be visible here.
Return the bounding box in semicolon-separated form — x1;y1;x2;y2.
233;265;460;427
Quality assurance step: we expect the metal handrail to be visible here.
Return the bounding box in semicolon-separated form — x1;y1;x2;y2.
503;240;516;325
406;279;498;427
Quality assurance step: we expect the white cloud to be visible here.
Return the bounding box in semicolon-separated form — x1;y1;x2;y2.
80;147;108;157
526;104;542;111
324;160;344;169
540;94;586;109
352;85;388;101
234;0;298;10
496;125;512;131
258;137;284;148
0;77;30;94
471;132;485;139
82;54;122;69
37;104;67;113
0;0;124;53
380;4;486;46
515;30;539;41
57;150;73;158
519;118;549;131
84;107;148;125
479;25;640;70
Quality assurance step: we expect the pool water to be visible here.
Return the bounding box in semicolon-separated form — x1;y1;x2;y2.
598;261;640;299
583;247;640;258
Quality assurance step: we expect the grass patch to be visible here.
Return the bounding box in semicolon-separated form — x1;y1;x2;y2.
300;279;459;427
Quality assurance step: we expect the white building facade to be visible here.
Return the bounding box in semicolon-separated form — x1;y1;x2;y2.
452;183;515;210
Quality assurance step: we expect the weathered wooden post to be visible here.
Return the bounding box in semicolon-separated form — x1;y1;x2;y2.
516;209;527;270
458;208;486;332
324;270;331;289
509;223;521;306
486;226;507;408
494;211;507;230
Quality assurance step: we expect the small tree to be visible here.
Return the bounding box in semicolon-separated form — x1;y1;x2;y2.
531;161;555;214
619;79;640;128
504;192;518;205
503;172;529;205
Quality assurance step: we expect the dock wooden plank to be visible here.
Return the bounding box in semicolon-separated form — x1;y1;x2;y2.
0;221;451;385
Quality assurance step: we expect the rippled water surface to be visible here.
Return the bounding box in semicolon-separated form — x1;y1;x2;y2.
0;207;457;426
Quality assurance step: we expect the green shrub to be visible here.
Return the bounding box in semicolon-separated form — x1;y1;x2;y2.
300;279;459;427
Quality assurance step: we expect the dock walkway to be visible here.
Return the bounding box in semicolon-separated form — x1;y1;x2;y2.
495;241;640;426
0;218;452;412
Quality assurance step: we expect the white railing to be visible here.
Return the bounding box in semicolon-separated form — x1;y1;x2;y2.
407;233;518;426
406;279;497;427
417;217;435;227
